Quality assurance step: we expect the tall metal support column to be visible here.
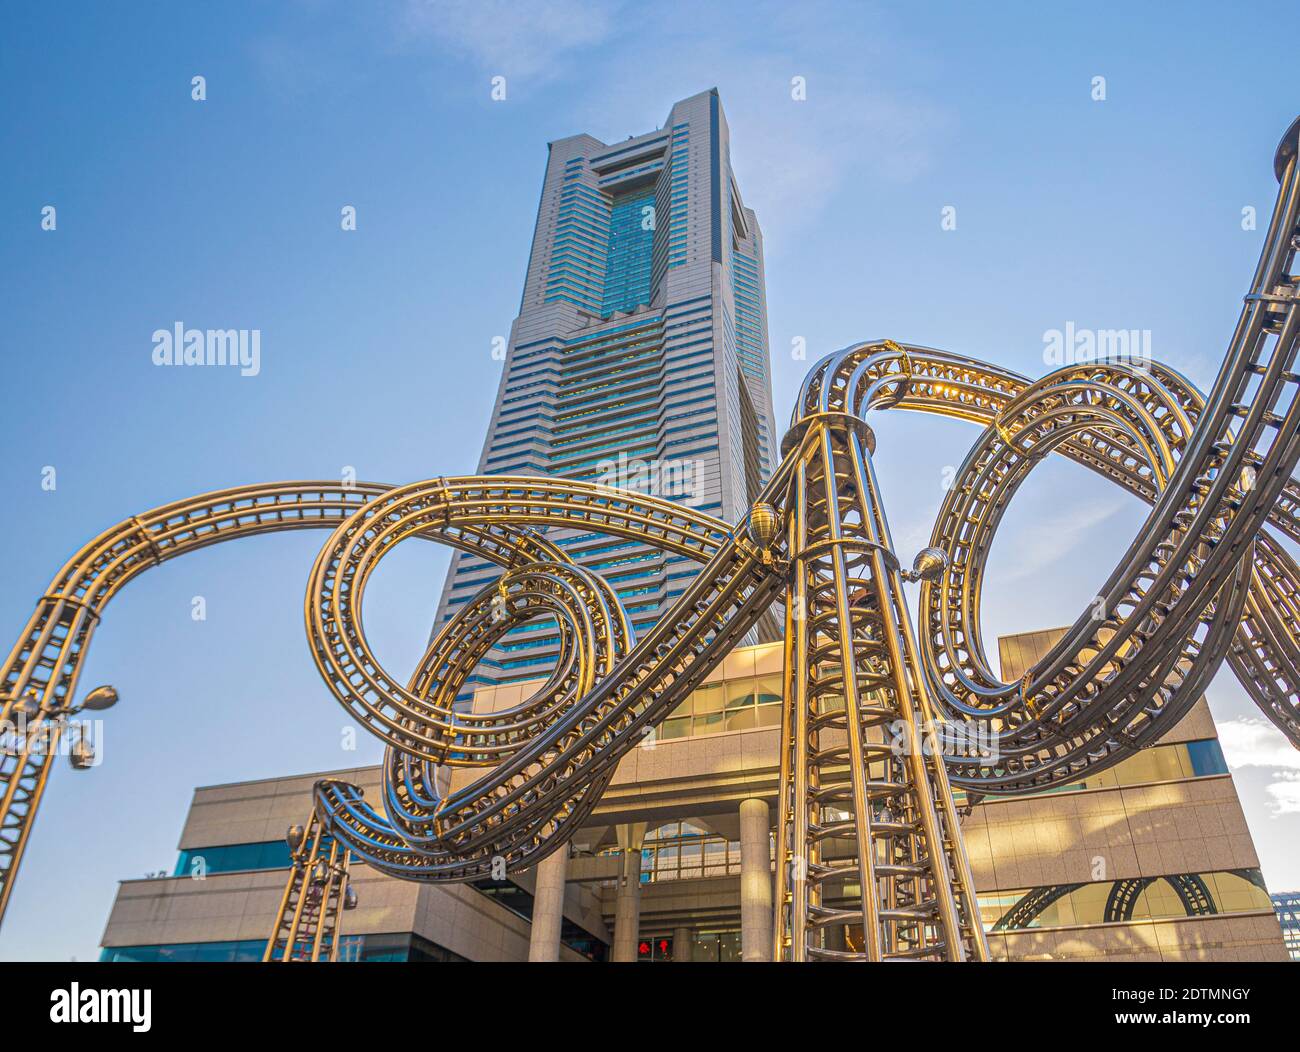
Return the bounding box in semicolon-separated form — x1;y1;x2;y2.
771;413;987;961
264;815;354;962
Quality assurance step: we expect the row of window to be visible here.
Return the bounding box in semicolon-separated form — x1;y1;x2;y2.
636;929;742;962
963;737;1229;803
648;672;783;740
981;868;1271;932
1272;892;1300;960
101;932;466;963
640;666;1232;811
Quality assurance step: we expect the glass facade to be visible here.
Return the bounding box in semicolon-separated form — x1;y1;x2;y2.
469;877;608;961
1271;891;1300;960
638;641;784;743
966;737;1230;805
980;869;1272;932
653;672;782;740
636;928;741;962
602;186;655;315
101;932;466;962
102;939;267;963
689;929;741;962
173;840;293;877
616;819;775;884
335;933;467;962
638;656;1229;801
434;90;778;704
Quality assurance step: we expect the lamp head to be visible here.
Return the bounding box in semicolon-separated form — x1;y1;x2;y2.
69;735;96;770
80;685;119;711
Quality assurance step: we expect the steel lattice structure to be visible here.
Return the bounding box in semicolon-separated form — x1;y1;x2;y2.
263;815;354;962
1;118;1297;961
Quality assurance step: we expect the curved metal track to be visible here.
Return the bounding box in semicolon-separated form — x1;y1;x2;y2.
1;117;1297;961
0;480;574;921
803;342;1300;792
307;475;784;881
789;117;1300;799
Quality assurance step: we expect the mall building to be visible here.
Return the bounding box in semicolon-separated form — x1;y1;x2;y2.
99;627;1289;963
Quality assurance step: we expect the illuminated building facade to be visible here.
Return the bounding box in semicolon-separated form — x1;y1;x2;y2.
100;628;1287;962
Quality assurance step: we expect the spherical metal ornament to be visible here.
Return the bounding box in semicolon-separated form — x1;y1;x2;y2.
285;824;305;852
910;546;949;584
746;503;781;549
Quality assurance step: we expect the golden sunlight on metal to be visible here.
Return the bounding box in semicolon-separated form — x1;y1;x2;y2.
1;118;1297;960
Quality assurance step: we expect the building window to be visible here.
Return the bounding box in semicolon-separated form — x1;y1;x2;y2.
651;672;782;741
469;877;609;960
1271;891;1300;960
636;929;741;962
335;933;467;962
981;868;1273;932
100;939;268;963
172;840;293;877
101;932;466;963
598;820;774;885
963;737;1231;806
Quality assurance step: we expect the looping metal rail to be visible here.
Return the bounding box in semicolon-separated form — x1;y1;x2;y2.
1;118;1297;960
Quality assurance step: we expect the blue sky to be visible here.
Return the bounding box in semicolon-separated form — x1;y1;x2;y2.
1;0;1298;959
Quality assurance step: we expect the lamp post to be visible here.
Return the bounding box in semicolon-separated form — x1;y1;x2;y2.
0;683;117;923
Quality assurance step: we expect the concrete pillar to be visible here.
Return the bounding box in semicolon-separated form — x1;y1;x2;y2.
739;797;773;961
527;845;568;962
611;846;643;961
672;925;693;962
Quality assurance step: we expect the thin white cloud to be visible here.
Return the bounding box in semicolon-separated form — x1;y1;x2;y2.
401;0;617;79
1218;717;1300;771
1218;718;1300;818
996;497;1128;582
721;77;948;244
396;0;951;248
1264;772;1300;816
564;20;950;249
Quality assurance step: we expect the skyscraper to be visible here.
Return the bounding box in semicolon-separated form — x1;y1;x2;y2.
1272;891;1300;960
432;90;777;700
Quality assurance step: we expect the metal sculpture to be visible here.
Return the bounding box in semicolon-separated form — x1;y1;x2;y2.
1;118;1297;961
264;816;355;962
